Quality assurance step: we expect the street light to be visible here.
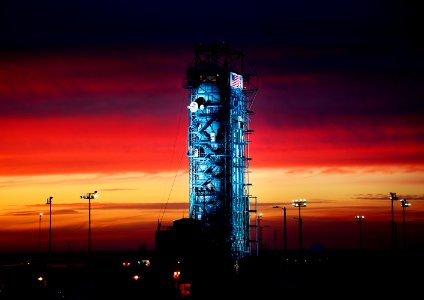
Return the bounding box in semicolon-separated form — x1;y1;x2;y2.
46;196;53;254
256;213;262;256
273;205;287;253
400;198;411;249
80;191;98;255
257;213;270;254
292;198;307;251
354;215;365;250
260;224;270;253
389;192;398;251
38;212;43;252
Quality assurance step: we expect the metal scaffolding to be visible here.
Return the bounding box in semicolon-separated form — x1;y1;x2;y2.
184;42;258;263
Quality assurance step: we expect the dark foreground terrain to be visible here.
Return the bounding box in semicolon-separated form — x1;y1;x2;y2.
1;248;423;299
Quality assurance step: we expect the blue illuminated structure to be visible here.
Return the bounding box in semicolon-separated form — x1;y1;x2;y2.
184;42;258;263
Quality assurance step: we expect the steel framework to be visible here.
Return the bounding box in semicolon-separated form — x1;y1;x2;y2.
184;42;258;263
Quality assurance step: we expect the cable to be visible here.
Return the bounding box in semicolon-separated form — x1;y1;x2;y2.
158;94;187;225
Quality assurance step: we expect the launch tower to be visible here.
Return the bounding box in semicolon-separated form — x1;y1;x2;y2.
184;42;258;263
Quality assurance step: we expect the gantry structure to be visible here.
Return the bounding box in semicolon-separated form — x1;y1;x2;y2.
184;42;258;263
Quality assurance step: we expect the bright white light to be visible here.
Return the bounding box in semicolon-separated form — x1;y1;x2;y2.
292;198;307;207
188;102;198;113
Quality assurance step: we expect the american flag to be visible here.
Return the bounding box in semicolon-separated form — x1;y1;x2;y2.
230;72;243;89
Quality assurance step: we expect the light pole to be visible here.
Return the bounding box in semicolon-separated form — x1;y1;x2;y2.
256;213;262;256
80;191;98;255
260;224;270;253
389;192;398;251
46;196;53;254
274;229;278;252
292;198;307;251
273;205;287;254
38;212;43;252
400;198;411;249
354;215;365;250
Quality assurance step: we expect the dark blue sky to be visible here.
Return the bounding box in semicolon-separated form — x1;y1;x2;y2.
1;0;422;114
1;1;420;50
1;1;421;92
2;1;422;95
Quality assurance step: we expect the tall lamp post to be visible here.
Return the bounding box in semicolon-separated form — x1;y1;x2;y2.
354;215;365;250
80;191;98;255
389;192;398;251
400;198;411;249
273;205;287;254
46;196;53;254
292;198;307;251
257;213;270;254
260;224;270;253
38;212;43;252
256;213;262;256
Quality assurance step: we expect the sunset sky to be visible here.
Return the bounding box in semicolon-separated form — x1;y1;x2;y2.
1;1;423;253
